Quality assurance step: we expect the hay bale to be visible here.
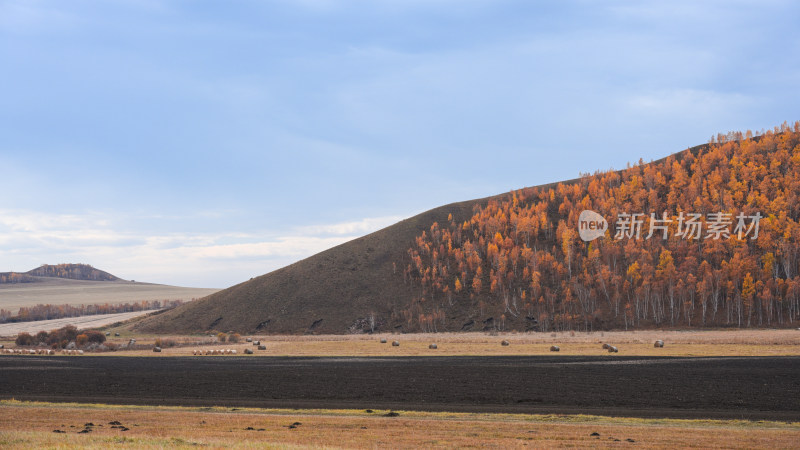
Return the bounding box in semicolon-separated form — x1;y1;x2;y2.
253;340;260;346
654;340;664;348
550;345;560;352
608;346;618;353
257;345;266;350
244;348;254;354
153;347;162;352
429;343;438;349
391;341;400;347
246;338;252;342
380;338;387;343
602;343;610;349
501;340;510;346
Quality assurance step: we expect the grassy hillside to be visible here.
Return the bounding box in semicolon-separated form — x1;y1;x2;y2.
135;123;800;334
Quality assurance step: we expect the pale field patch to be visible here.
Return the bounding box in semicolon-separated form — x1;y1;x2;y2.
0;400;797;449
0;278;218;313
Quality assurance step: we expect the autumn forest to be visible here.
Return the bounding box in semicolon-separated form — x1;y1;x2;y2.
402;122;800;331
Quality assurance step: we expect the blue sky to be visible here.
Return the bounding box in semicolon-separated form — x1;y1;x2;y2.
1;0;798;288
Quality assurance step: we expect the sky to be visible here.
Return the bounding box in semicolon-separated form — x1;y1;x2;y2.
1;0;799;288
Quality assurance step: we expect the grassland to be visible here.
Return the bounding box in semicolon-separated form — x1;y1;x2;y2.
1;400;797;449
0;277;219;314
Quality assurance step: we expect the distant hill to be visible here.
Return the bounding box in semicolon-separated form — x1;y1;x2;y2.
0;264;120;284
134;123;800;334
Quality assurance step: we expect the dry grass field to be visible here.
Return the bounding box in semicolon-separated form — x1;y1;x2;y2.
0;400;797;449
0;278;218;314
21;328;793;357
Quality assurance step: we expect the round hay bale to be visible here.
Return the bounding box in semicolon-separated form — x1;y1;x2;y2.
153;347;162;352
253;341;260;346
391;341;400;347
501;340;510;346
602;343;610;349
550;345;560;352
608;346;618;353
257;345;266;350
244;348;254;354
429;343;438;349
654;340;664;348
246;337;253;342
380;338;387;343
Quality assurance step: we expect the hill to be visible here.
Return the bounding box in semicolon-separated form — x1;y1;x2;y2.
0;264;120;283
134;122;800;334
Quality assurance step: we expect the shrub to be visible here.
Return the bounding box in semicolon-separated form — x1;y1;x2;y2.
217;332;227;343
228;333;241;343
35;330;49;344
84;330;106;344
76;334;88;346
48;325;78;344
154;338;162;348
15;332;34;346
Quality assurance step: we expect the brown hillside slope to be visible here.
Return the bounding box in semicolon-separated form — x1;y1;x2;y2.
132;197;488;335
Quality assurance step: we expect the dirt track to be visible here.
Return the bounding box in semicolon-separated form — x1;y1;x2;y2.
0;311;155;336
1;355;798;420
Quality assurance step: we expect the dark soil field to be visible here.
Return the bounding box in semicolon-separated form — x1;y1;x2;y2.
1;355;798;420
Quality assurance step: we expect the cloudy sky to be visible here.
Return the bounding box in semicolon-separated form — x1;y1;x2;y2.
1;0;798;288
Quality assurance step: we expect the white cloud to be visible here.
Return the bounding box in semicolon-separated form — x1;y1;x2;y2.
297;215;404;236
624;89;755;118
0;209;402;287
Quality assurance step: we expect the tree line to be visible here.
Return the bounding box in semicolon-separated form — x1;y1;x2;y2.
15;325;106;348
0;299;187;323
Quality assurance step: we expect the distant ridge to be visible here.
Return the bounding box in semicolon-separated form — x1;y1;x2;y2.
0;264;120;284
